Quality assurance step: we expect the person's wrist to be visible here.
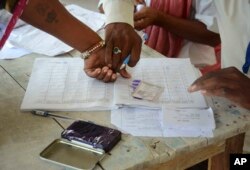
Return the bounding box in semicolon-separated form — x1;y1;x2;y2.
155;11;165;27
105;22;133;29
71;32;103;54
81;40;105;60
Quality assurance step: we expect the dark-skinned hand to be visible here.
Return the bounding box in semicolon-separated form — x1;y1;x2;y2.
134;7;162;31
84;48;117;83
105;23;142;78
188;67;250;109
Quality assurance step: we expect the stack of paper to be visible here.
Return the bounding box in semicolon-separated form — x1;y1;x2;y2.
21;57;207;111
21;57;215;137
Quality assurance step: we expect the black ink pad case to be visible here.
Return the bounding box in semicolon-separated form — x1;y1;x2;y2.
40;121;121;170
61;120;122;153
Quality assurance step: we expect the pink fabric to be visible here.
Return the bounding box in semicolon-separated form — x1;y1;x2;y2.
200;44;221;75
0;0;28;49
145;0;192;57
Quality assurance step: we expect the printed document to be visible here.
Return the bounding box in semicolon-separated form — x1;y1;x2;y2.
21;58;114;111
111;108;163;137
114;58;207;109
21;57;207;111
111;107;215;137
161;107;215;137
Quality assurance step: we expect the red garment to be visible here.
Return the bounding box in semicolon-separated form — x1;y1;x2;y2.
145;0;221;74
200;44;221;74
145;0;192;57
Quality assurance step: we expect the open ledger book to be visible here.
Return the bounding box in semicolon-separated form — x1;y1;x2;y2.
21;57;207;111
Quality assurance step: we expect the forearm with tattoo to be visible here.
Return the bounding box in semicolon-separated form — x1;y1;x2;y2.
20;0;101;52
34;3;58;24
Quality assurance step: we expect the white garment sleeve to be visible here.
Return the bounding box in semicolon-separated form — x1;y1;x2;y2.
194;0;219;33
99;0;135;27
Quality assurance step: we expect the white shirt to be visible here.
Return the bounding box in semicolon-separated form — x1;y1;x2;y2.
213;0;250;75
193;0;219;33
178;0;219;67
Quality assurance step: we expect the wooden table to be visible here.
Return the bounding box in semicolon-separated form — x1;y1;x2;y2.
1;45;250;170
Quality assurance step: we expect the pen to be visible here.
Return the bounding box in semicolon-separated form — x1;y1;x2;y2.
120;55;131;70
32;110;76;120
32;110;96;124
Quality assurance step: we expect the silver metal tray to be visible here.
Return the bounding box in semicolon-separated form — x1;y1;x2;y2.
40;139;105;170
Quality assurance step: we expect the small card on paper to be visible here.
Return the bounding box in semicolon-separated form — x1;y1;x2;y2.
131;80;164;101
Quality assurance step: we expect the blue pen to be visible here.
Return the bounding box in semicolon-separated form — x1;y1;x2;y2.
120;55;131;70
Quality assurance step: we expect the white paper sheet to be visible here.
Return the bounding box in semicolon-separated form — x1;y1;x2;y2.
161;107;215;130
0;22;5;40
111;108;163;137
0;41;31;59
0;10;31;59
8;4;105;56
21;58;114;111
111;107;215;137
161;107;215;137
65;4;105;32
163;128;214;137
9;25;73;56
114;58;208;109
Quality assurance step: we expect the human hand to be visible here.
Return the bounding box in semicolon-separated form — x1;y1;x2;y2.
104;23;142;78
134;7;162;30
84;48;117;83
188;67;250;109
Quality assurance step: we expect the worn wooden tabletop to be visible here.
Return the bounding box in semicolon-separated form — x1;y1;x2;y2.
1;45;250;170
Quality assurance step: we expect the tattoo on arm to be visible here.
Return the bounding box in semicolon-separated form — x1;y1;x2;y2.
46;10;58;23
35;3;58;23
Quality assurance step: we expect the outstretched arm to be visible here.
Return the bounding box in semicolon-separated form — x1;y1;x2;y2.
134;7;220;47
20;0;101;53
2;0;117;82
